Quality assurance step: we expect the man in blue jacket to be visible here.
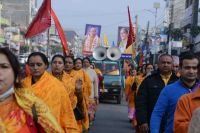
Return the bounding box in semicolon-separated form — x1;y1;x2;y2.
150;52;199;133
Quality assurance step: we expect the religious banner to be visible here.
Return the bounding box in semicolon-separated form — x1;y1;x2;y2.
117;26;129;53
83;24;101;56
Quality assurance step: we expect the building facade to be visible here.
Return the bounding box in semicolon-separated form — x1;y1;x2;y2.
173;0;186;28
0;0;36;27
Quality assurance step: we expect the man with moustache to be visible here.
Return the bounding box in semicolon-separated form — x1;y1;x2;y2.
150;52;199;133
135;54;178;133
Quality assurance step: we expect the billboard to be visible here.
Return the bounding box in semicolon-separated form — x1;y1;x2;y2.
83;24;101;56
117;26;129;53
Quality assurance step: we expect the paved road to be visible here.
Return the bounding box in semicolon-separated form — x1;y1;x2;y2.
89;100;135;133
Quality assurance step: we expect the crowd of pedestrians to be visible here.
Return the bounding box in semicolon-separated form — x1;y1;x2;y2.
124;52;200;133
0;47;101;133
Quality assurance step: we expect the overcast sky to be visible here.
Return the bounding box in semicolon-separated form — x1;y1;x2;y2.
38;0;166;43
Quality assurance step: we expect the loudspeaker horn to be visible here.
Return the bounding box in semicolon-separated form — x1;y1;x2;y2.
107;46;121;61
93;46;107;60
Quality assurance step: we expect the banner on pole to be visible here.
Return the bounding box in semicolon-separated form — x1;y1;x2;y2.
83;24;101;56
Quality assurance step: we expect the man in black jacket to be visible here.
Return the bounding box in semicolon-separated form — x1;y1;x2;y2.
135;54;178;133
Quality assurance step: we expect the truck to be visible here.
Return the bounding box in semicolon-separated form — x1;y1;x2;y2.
92;58;125;104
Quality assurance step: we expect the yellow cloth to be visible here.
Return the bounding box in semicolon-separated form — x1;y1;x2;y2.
69;69;91;131
107;70;119;75
94;68;105;92
0;98;32;133
94;68;102;76
160;73;172;86
0;88;63;133
135;75;145;94
50;72;77;109
15;88;63;133
103;33;109;47
125;76;136;108
73;69;92;103
22;71;78;133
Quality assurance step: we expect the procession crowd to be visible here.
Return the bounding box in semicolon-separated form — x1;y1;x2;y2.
1;45;200;133
0;47;101;133
124;52;200;133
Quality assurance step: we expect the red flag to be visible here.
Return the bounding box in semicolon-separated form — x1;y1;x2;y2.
51;8;69;56
139;53;143;67
25;63;31;77
126;6;135;49
25;0;51;38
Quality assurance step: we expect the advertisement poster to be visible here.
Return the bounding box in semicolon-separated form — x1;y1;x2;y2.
83;24;101;56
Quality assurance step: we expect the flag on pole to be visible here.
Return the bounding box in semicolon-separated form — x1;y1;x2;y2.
51;8;69;56
126;6;136;55
111;41;115;47
104;33;109;47
25;0;51;38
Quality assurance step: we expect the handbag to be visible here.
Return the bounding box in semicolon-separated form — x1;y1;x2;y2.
73;106;84;120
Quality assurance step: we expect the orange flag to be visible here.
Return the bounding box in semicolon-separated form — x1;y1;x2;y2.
25;0;51;38
126;6;135;49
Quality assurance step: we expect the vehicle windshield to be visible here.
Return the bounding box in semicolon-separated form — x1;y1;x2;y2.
94;61;120;76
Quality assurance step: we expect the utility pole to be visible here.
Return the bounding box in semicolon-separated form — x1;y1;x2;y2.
144;21;150;45
153;2;160;65
135;15;138;50
0;2;2;32
192;0;199;27
190;0;199;51
145;21;150;63
167;23;172;55
47;28;50;57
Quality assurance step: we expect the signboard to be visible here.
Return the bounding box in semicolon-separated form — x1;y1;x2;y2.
170;41;182;48
121;54;132;59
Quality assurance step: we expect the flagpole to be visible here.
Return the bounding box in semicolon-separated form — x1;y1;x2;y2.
47;28;50;57
134;15;138;58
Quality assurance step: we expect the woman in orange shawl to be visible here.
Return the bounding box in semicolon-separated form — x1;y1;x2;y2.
51;55;78;109
0;48;62;133
65;56;91;132
23;52;78;133
125;66;137;126
51;55;84;133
